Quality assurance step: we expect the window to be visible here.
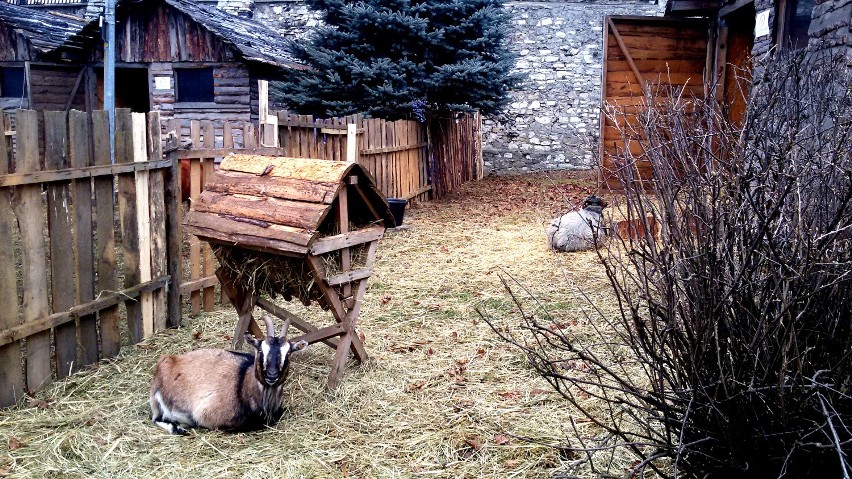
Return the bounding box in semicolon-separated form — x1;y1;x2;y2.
778;0;814;50
0;67;26;98
175;68;214;103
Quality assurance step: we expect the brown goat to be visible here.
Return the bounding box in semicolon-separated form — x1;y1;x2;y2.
149;316;307;434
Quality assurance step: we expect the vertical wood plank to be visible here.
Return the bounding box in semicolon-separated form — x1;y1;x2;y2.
132;113;154;338
116;108;143;344
12;109;52;392
147;111;167;332
45;110;78;379
69;110;97;366
92;111;120;358
243;122;256;149
0;112;24;406
163;118;182;329
201;121;216;312
338;186;351;299
188;120;202;314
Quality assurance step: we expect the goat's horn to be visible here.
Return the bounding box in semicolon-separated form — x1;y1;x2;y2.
278;317;291;339
261;315;275;338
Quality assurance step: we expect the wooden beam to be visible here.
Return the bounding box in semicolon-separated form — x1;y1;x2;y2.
179;275;218;295
402;184;432;201
63;68;85;112
173;147;288;159
309;226;385;255
326;268;373;286
0;158;173;187
360;142;428;155
607;18;646;87
291;323;346;346
256;297;340;349
0;276;170;348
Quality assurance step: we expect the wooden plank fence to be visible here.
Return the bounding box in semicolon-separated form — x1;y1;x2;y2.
0;108;180;407
160;111;482;317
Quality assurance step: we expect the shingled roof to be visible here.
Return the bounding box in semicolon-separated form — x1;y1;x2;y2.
0;2;91;55
127;0;304;70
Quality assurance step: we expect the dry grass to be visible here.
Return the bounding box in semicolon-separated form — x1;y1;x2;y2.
0;171;629;479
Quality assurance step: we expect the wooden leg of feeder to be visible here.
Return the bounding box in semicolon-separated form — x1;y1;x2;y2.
217;267;261;348
327;333;353;391
344;280;368;363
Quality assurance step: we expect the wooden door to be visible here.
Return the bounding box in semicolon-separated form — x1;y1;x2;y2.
720;4;755;125
599;16;710;190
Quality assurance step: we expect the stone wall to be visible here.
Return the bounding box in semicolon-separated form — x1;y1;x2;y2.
486;1;663;174
210;0;663;175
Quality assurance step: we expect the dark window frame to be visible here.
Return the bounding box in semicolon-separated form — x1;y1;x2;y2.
174;67;215;104
776;0;814;51
0;67;27;98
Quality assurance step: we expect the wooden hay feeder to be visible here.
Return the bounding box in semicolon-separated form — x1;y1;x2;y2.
183;155;394;389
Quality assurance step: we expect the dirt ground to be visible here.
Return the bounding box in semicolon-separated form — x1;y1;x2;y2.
0;170;628;479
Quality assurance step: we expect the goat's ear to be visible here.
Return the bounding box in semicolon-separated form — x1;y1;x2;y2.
290;340;308;353
245;334;261;349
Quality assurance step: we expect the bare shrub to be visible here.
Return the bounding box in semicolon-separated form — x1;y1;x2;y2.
483;49;852;478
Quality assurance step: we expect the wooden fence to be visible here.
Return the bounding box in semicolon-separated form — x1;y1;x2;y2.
268;110;479;202
0;108;180;407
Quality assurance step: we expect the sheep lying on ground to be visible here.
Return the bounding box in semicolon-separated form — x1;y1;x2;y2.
547;195;607;252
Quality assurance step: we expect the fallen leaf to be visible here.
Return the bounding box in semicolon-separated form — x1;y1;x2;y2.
28;398;50;409
357;330;366;344
389;340;430;353
493;434;510;445
223;335;232;341
192;331;202;340
476;348;486;358
8;437;23;450
530;388;550;396
426;347;434;356
503;459;522;469
405;380;427;392
498;390;521;400
380;295;392;305
464;435;484;451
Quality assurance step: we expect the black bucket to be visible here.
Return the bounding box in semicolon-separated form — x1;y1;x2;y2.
387;198;407;227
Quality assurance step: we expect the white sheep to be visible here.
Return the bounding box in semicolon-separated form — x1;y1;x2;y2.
547;195;607;252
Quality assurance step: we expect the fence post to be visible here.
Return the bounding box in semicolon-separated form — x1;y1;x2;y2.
0;112;23;407
347;123;357;163
12;109;51;392
132;112;154;338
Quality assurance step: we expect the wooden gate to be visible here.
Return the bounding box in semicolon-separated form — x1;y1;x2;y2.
0;108;180;407
599;16;709;189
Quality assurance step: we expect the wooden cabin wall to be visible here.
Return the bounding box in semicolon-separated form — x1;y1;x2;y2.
150;62;251;148
89;3;239;63
0;26;32;62
29;65;86;112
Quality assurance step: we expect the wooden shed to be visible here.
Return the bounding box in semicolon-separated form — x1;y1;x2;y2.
0;2;94;111
0;0;305;145
183;154;395;389
599;0;846;189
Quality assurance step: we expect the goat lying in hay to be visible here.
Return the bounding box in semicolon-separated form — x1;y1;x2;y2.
547;195;608;252
150;316;308;434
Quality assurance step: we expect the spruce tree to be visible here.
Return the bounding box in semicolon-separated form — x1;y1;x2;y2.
272;0;520;120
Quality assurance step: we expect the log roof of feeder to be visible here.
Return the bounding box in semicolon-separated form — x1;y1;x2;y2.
183;155;395;256
0;2;91;55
